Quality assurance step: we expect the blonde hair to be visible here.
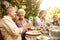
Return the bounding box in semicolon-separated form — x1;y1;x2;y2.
39;10;46;15
39;10;46;21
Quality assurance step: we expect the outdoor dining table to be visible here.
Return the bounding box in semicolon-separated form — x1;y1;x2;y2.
25;26;60;40
25;29;50;40
25;30;60;40
49;29;60;40
25;30;41;40
25;34;40;40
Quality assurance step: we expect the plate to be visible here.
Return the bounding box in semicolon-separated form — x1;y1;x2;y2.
26;31;41;36
30;27;37;30
36;36;50;40
51;29;60;32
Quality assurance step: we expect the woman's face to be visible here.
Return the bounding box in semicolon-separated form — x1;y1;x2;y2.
53;16;58;22
18;12;24;20
40;11;46;17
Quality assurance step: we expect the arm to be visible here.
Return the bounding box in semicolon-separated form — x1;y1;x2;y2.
2;19;22;37
21;23;32;34
35;17;46;27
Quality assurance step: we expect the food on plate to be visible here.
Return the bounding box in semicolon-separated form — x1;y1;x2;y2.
40;36;46;40
26;30;41;35
30;26;37;29
32;30;40;33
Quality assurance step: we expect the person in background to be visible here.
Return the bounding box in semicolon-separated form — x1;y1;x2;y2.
58;18;60;26
0;7;31;40
51;15;59;26
35;10;47;27
16;9;32;40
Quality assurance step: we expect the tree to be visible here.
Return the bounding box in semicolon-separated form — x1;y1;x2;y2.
25;0;41;19
0;0;42;19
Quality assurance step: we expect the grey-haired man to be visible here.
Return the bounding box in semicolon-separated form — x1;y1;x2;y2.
0;7;31;40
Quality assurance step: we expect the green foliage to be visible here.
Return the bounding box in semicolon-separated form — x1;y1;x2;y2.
0;1;7;18
25;0;41;19
49;7;60;20
0;0;41;19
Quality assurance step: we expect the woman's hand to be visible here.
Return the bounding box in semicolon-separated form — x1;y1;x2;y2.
22;23;32;33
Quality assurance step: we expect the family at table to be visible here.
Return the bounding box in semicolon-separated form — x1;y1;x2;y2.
0;6;60;40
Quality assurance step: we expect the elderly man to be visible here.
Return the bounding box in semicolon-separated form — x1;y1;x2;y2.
0;7;31;40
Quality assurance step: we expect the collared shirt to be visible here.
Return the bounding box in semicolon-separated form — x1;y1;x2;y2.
0;16;23;40
35;16;46;27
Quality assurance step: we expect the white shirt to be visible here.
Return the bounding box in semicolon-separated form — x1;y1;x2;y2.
35;16;46;27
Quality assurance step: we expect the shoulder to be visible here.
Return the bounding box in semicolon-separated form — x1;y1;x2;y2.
1;16;10;21
35;16;41;21
15;19;20;24
0;17;6;22
25;19;29;23
0;17;6;26
35;16;39;18
35;16;40;20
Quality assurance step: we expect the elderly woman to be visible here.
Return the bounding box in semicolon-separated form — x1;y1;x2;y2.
35;10;47;27
16;9;31;40
16;9;30;28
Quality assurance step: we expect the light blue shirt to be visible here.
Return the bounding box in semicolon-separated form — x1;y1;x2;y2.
35;16;46;27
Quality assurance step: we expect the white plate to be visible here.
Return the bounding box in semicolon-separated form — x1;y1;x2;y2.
36;36;50;40
26;31;41;36
51;29;60;32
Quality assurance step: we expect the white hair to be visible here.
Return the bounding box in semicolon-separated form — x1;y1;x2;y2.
6;6;17;14
18;9;26;15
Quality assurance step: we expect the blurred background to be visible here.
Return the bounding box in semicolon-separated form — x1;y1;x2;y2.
0;0;60;20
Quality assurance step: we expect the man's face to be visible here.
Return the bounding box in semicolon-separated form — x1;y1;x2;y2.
9;11;16;19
